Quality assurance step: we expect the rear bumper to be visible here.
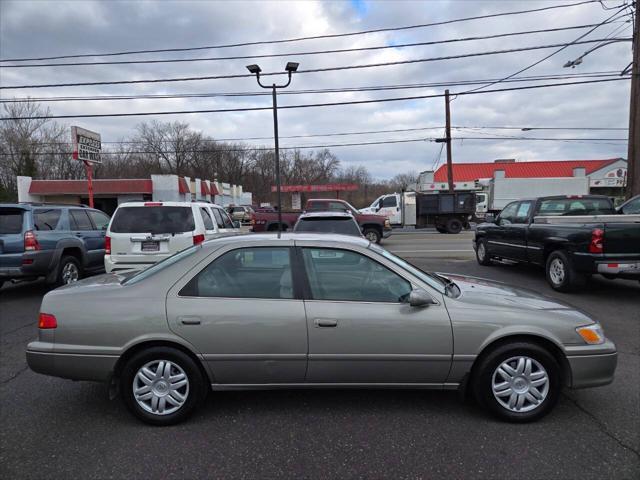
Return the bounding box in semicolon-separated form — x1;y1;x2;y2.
104;255;157;273
0;250;55;280
26;348;118;382
596;261;640;278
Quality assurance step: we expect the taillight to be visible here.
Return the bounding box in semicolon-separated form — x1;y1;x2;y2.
24;230;40;251
38;313;57;329
105;235;111;255
589;228;604;254
193;234;205;245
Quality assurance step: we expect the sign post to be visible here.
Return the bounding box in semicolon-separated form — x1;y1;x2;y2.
71;126;101;208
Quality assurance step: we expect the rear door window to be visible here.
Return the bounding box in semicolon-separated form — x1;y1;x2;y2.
70;210;93;231
87;210;110;230
211;208;225;229
200;208;215;230
0;209;24;234
109;206;195;234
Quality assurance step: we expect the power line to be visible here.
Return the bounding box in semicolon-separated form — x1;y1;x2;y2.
0;135;626;157
461;5;630;94
0;77;630;120
0;71;623;103
0;37;630;90
0;0;600;63
0;23;616;68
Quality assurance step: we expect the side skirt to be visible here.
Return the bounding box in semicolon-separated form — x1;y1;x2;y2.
210;383;460;391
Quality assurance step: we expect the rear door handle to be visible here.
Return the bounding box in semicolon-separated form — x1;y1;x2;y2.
314;318;338;328
179;316;201;325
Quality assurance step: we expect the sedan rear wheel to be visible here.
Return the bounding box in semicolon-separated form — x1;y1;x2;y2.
121;347;206;425
473;342;560;422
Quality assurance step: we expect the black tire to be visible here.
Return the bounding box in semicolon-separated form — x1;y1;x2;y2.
0;281;4;290
120;347;207;426
475;238;493;266
472;342;561;423
545;250;586;292
363;228;382;244
445;218;463;234
56;255;82;287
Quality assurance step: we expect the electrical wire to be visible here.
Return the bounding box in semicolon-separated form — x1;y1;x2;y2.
0;37;630;90
0;0;601;63
0;77;629;120
0;23;617;68
0;71;623;103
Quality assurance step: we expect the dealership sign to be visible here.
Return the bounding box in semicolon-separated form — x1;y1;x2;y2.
71;126;102;163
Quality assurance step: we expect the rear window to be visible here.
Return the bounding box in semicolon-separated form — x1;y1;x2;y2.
538;198;614;216
0;209;24;234
110;206;195;234
294;218;361;236
34;209;61;231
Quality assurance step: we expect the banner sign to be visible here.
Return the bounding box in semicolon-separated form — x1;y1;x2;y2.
71;126;102;163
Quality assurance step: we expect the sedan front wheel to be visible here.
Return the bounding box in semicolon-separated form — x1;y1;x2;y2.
120;347;207;425
472;342;561;422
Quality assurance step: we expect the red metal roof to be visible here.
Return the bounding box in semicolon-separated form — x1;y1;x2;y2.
178;177;190;194
29;179;152;195
271;183;359;193
433;158;620;182
210;183;220;196
200;182;210;195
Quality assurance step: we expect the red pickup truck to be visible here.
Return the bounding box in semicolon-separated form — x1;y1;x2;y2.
251;198;392;243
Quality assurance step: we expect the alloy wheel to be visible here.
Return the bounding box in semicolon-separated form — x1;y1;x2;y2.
549;258;565;285
61;262;79;284
133;360;190;416
491;356;549;413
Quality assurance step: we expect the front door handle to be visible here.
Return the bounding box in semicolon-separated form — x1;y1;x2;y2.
314;318;338;328
179;316;201;325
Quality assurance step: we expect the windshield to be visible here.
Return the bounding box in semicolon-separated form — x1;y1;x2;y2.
295;218;361;236
110;206;195;234
370;244;446;294
123;245;199;285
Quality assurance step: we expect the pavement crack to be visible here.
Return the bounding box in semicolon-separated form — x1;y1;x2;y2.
0;365;29;385
563;393;640;459
1;321;36;336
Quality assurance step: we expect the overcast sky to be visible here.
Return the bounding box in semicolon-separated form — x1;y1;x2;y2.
0;0;633;179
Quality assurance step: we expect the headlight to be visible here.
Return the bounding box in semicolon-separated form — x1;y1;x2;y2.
576;323;605;345
384;219;391;227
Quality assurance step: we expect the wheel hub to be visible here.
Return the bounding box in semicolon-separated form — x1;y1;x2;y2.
491;356;549;413
133;359;189;416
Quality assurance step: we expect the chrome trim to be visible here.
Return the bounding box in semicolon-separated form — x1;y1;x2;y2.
487;241;541;250
308;354;451;361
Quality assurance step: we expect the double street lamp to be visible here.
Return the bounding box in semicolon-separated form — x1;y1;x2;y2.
246;61;299;234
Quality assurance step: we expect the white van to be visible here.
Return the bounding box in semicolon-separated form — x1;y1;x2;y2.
104;201;238;273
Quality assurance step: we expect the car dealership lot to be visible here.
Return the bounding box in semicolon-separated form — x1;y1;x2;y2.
1;231;638;479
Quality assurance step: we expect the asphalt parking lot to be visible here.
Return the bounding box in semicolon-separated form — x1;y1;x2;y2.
1;231;638;479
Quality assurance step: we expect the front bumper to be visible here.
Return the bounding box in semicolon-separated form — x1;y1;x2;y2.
565;340;617;388
383;227;393;239
26;344;118;382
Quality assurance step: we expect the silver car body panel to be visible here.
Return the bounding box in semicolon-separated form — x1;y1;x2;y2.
27;233;616;391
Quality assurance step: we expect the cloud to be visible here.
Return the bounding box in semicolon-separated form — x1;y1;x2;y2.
0;0;631;179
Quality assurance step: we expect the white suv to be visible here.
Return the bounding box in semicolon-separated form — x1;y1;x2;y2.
104;201;238;273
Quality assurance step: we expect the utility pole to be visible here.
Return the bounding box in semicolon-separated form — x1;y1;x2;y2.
445;89;454;193
626;1;639;199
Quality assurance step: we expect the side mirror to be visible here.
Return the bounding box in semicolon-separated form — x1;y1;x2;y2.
233;221;241;229
485;213;496;223
408;289;436;307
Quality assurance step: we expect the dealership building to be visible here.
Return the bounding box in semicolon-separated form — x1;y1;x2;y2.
16;174;252;215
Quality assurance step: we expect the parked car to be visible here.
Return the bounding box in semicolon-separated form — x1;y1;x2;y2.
617;194;640;214
28;234;616;425
104;201;239;273
0;203;110;289
227;205;254;223
293;211;363;237
474;195;640;291
251;198;391;243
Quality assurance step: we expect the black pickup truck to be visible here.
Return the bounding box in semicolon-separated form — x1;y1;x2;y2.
473;195;640;292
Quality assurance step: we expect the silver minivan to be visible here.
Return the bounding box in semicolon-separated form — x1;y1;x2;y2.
105;201;237;273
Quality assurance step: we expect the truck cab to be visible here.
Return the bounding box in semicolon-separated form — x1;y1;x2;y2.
361;194;402;225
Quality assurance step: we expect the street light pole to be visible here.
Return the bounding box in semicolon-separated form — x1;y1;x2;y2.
247;62;299;234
